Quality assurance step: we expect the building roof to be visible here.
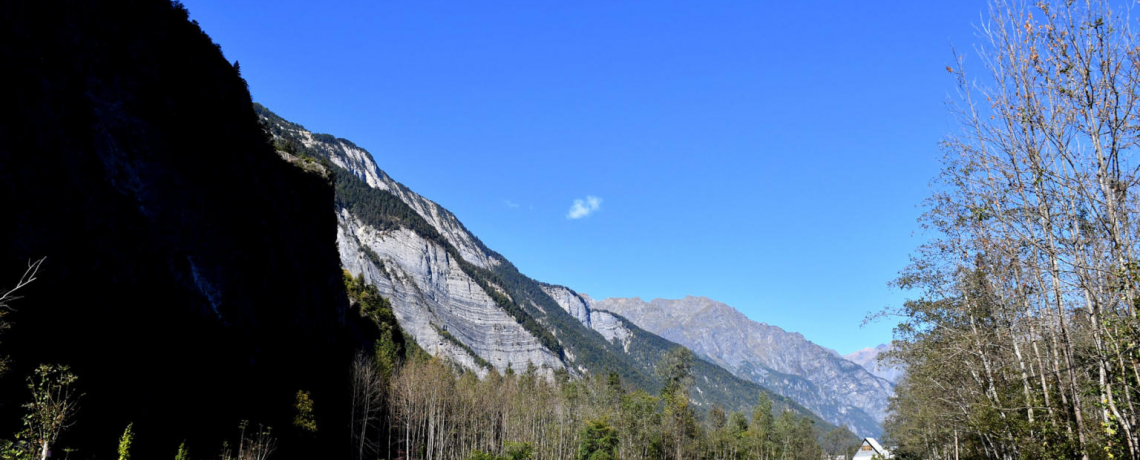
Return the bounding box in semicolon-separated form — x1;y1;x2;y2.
853;438;891;459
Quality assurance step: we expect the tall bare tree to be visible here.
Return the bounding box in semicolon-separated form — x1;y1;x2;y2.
0;258;45;377
884;0;1140;458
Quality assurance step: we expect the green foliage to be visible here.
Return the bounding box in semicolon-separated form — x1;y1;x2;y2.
292;390;317;433
503;441;534;460
344;270;409;364
174;441;189;460
727;411;748;435
656;347;694;400
459;442;533;460
821;426;858;458
577;419;619;460
403;331;431;362
391;357;828;460
21;364;80;460
0;438;31;460
462;450;501;460
344;271;395;325
0;364;80;460
708;405;726;430
117;423;134;460
361;245;383;270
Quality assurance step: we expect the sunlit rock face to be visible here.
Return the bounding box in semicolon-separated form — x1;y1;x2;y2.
266;116;500;270
338;211;563;376
540;285;632;351
262;112;562;376
591;296;894;437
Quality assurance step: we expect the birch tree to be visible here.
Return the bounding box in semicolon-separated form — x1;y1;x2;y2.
885;0;1140;458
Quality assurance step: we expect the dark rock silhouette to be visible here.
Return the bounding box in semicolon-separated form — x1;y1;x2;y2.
0;1;375;458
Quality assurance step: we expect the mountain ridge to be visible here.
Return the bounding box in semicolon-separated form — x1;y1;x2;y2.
254;103;837;429
588;295;893;436
844;343;904;384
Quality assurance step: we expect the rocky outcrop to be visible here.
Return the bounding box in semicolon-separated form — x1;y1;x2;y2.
591;296;893;437
261;110;500;270
542;285;593;326
540;285;632;351
260;107;563;375
845;344;904;384
338;211;563;375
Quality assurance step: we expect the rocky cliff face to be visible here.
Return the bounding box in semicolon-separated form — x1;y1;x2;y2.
338;211;562;375
255;106;837;427
590;296;894;437
263;113;501;270
541;285;633;351
845;344;904;384
260;107;563;376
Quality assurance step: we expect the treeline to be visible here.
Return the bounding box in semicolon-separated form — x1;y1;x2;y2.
1;257;849;460
352;343;851;460
343;267;845;460
883;1;1140;459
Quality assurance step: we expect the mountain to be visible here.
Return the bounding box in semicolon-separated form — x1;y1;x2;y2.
588;296;894;437
844;344;904;384
255;105;837;428
0;1;377;458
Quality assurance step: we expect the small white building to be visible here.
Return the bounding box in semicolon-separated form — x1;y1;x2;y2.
852;438;892;459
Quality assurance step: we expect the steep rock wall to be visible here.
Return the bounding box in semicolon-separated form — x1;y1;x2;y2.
338;211;563;375
541;285;632;351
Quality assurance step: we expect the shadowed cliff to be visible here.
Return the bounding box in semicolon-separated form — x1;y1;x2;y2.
0;1;374;458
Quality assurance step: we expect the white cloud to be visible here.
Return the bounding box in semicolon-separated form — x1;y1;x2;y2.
567;196;602;219
504;199;520;209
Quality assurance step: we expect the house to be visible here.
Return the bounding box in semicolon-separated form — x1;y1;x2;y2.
852;438;892;459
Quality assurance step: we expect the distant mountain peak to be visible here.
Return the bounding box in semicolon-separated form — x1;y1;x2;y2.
590;295;894;437
844;343;904;384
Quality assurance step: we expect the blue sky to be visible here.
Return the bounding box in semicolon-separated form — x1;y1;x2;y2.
183;0;990;355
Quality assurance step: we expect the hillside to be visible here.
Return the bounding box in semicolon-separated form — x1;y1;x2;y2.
255;104;834;426
589;296;893;436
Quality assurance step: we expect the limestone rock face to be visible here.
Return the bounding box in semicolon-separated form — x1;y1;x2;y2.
588;311;633;350
260;109;560;375
267;116;500;270
541;285;592;326
591;296;894;437
338;211;563;375
540;285;632;350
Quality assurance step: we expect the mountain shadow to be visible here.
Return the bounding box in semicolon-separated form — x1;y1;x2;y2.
0;1;376;458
